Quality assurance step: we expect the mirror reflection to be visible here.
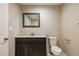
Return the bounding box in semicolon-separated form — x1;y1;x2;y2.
23;13;40;27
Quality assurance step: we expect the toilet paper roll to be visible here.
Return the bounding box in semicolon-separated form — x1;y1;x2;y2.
0;35;4;44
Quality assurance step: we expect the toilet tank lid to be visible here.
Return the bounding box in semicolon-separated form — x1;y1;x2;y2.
48;37;57;39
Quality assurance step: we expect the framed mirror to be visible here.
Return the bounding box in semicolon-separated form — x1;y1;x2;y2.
23;13;40;27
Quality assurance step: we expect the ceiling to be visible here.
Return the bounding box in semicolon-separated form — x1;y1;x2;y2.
20;3;62;5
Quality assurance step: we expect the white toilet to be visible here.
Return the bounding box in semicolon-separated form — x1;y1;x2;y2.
48;37;62;56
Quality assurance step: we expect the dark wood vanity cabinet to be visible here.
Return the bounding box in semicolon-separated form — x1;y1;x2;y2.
15;37;46;56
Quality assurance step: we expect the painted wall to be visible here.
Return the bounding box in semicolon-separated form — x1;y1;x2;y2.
8;3;21;56
61;4;79;55
19;5;61;41
0;3;8;56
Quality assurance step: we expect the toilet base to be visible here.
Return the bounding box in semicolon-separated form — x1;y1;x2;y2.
50;52;62;56
50;51;67;56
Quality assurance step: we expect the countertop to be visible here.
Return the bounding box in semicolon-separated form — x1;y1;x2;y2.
15;35;47;38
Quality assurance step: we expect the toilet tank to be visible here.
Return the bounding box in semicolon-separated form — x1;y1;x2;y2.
48;37;57;46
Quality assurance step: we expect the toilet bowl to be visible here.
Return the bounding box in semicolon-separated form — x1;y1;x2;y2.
48;37;63;56
51;46;62;56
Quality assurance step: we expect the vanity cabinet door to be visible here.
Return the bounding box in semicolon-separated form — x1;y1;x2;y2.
16;43;25;56
30;38;46;56
24;43;30;56
15;38;29;56
31;43;46;56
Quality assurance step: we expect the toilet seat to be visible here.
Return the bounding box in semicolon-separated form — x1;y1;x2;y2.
51;46;62;55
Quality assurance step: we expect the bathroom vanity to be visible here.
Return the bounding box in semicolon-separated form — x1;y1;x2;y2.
15;36;47;56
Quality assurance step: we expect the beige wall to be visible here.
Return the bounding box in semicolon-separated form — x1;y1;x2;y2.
8;3;21;56
19;5;61;40
61;4;79;56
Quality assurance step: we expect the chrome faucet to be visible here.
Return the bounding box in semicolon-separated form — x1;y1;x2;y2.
31;33;35;36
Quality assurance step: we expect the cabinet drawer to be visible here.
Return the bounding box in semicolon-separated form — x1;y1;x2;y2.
16;39;25;43
16;38;30;43
30;38;46;43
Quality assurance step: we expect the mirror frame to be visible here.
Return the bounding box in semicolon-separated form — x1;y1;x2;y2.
23;13;40;28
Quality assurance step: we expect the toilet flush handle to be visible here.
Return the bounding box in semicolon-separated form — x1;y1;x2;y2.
65;38;70;44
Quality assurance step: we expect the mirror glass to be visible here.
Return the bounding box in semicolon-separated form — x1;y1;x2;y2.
23;13;40;27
